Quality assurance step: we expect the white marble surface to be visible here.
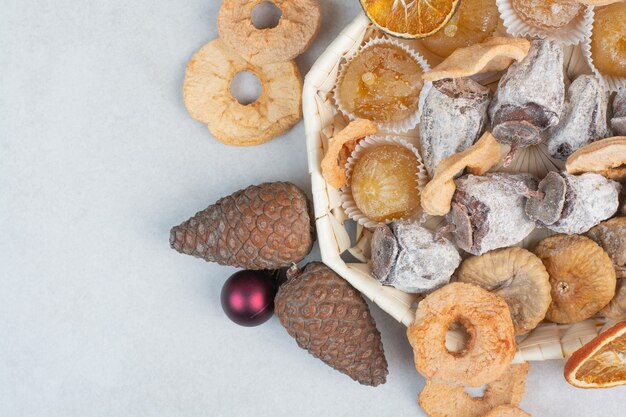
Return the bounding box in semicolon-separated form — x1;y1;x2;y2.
0;1;623;416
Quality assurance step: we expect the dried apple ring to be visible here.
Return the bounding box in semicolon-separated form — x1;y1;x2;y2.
183;39;302;146
484;405;532;417
421;131;502;216
320;119;378;189
407;282;516;387
418;363;529;417
218;0;321;65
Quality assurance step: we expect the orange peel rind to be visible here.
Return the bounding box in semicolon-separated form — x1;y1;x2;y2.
320;119;378;189
423;37;531;82
421;132;502;216
564;321;626;388
565;136;626;181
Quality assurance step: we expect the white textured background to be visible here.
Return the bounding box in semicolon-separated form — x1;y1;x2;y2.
0;1;624;416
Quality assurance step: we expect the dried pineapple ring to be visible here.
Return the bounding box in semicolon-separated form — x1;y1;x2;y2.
320;119;378;189
534;234;616;324
423;38;531;82
483;405;532;417
218;0;321;65
457;247;551;335
407;282;516;387
565;136;626;181
421;132;503;216
418;363;529;417
183;39;302;146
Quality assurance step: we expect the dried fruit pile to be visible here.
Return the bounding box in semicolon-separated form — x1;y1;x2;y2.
171;0;626;414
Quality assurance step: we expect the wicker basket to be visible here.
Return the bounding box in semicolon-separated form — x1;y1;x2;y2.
303;12;617;362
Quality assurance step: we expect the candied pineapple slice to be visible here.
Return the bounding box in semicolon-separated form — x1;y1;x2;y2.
337;43;424;124
590;3;626;78
421;0;500;58
351;145;421;222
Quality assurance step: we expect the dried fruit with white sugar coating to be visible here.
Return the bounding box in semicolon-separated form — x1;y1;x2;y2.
611;90;626;136
371;221;461;293
457;247;551;335
420;78;492;177
547;75;610;160
535;234;616;324
275;262;388;386
525;171;567;226
418;364;529;417
170;182;314;270
489;39;564;164
446;173;538;255
587;217;626;279
545;173;620;235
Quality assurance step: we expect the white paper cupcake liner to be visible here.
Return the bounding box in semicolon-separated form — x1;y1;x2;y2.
496;0;593;46
340;136;429;229
333;37;431;134
581;12;626;93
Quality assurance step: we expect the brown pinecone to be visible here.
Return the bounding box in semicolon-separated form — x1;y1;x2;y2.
170;182;314;270
275;262;388;386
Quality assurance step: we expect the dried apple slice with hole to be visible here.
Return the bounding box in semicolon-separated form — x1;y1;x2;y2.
418;363;529;417
565;136;626;181
320;119;377;189
421;131;502;216
423;37;531;82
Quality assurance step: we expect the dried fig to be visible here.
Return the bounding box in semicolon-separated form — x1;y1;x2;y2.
420;77;492;177
547;75;610;160
418;363;529;417
371;221;461;293
600;278;626;320
587;217;626;279
457;247;551;335
535;234;616;324
489;39;565;164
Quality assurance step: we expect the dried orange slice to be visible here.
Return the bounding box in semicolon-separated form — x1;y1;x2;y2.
360;0;461;39
564;321;626;388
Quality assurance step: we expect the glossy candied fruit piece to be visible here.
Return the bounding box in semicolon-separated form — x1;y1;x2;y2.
590;3;626;78
350;145;421;222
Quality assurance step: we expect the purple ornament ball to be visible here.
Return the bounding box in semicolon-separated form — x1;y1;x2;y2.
220;270;277;327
